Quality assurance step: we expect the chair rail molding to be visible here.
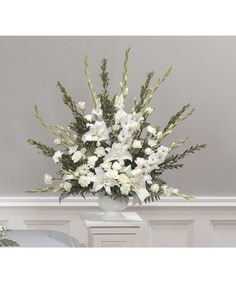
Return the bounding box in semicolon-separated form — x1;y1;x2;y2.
1;196;236;207
1;196;236;247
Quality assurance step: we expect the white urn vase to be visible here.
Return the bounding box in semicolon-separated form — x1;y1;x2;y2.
98;193;129;220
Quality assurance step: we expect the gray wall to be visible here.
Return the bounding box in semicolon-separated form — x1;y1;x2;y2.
0;36;235;196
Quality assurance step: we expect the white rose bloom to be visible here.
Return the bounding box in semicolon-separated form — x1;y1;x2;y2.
94;147;106;157
147;125;157;135
63;182;72;192
77;101;86;110
120;183;131;195
100;161;111;171
148;139;157;147
105;169;119;179
158;145;170;155
53;138;62;145
84;114;93;122
145;147;153;155
78;175;93;187
52;151;63;163
150;183;160;193
112;161;122;171
44;174;53;185
72;151;83;163
132;140;142;149
87;155;98;167
68;145;78;155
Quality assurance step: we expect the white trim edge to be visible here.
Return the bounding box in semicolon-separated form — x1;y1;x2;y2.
1;196;236;207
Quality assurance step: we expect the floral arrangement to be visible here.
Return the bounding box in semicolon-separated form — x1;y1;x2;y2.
0;226;19;247
27;48;205;203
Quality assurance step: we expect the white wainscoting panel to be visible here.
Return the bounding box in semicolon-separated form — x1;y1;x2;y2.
1;196;236;247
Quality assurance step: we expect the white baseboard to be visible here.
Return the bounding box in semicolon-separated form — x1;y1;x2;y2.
1;196;236;207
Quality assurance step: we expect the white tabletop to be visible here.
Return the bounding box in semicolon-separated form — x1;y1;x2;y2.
4;230;81;247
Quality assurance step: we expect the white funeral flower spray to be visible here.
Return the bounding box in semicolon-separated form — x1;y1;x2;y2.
27;48;206;204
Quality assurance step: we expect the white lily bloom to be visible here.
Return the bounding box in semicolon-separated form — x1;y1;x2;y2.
147;125;157;135
68;145;78;155
91;167;118;195
124;165;150;201
52;151;63;163
44;174;53;185
132;140;142;149
104;143;132;163
82;121;109;145
77;101;85;110
53;138;62;145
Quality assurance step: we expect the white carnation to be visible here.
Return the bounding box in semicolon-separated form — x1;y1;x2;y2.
171;188;179;195
147;125;157;135
132;140;142;149
72;151;83;163
63;182;72;192
100;161;111;171
150;183;160;193
68;145;78;155
158;145;170;155
145;147;153;155
52;151;63;163
148;139;157;147
78;175;92;187
105;169;119;179
162;185;172;197
120;183;131;195
94;147;106;157
87;155;98;167
112;161;122;171
77;101;86;110
53;138;62;145
84;114;93;122
44;174;53;185
117;173;129;184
